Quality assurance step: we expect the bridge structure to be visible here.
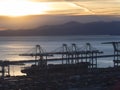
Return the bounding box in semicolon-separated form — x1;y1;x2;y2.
19;43;103;68
102;42;120;67
0;60;24;79
0;42;120;78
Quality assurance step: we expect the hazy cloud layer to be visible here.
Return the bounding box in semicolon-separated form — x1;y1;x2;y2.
29;0;120;2
38;1;120;16
0;0;120;30
0;0;120;16
0;15;120;30
28;0;120;15
31;0;61;1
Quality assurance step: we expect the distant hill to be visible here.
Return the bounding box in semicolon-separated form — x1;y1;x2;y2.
0;21;120;36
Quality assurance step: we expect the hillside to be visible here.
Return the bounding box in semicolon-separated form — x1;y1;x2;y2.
0;21;120;36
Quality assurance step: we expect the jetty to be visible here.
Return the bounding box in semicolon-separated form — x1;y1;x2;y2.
0;42;120;90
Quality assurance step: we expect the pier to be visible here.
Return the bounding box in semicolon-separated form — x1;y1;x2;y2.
0;42;120;77
0;42;120;90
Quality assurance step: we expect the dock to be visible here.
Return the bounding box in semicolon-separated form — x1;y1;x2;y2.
0;42;120;77
0;42;120;90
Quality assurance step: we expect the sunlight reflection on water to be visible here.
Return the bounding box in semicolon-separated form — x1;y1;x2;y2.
0;35;119;75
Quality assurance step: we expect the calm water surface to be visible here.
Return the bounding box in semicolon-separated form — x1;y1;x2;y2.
0;35;119;75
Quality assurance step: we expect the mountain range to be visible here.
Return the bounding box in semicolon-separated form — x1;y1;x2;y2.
0;21;120;36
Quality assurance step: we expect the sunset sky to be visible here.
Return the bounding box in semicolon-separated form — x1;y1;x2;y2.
0;0;120;30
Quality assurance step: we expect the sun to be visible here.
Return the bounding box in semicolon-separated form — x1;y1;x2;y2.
0;0;51;17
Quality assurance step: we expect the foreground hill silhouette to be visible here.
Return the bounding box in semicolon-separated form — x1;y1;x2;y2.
0;21;120;36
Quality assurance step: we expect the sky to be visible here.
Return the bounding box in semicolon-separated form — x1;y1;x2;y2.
0;0;120;30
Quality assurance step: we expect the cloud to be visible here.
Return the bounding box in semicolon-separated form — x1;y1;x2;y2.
0;15;120;30
29;0;62;2
29;0;120;15
29;0;78;2
45;9;93;15
29;0;119;2
0;27;8;30
71;3;95;14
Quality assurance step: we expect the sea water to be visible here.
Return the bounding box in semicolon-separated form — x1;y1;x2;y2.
0;35;119;76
